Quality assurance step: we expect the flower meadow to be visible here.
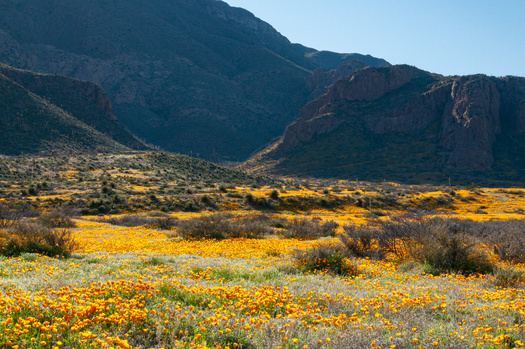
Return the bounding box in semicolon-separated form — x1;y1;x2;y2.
2;154;525;349
1;213;525;349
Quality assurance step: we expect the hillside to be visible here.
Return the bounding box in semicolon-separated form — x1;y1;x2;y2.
0;0;388;161
0;63;146;150
0;65;133;155
246;65;525;185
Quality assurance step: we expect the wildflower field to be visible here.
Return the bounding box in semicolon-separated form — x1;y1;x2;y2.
1;153;525;348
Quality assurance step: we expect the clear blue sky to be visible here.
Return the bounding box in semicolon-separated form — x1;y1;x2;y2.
223;0;525;77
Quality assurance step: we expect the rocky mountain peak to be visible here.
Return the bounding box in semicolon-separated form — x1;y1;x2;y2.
247;65;525;183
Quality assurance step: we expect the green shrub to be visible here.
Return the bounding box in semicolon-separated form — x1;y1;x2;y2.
491;268;524;288
184;202;196;211
245;193;254;203
225;192;243;198
317;197;329;207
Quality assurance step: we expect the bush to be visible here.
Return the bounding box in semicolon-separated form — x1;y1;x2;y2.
98;215;179;230
0;204;37;228
0;223;76;258
36;210;76;228
184;202;196;211
340;215;494;275
491;268;525;288
483;219;525;263
317;198;329;207
269;190;279;200
178;214;234;240
236;215;275;236
294;242;359;276
339;224;384;259
284;218;338;239
178;214;268;240
417;223;493;275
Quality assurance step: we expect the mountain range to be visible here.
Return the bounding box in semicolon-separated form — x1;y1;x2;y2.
1;0;524;184
0;0;388;161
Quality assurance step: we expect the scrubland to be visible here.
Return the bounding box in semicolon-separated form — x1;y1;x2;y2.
0;153;525;348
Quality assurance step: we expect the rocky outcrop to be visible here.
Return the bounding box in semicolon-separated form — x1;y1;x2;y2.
304;51;390;72
307;60;368;101
277;65;440;152
249;65;525;179
441;76;501;171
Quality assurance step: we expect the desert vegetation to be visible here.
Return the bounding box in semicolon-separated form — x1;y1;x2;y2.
0;153;525;348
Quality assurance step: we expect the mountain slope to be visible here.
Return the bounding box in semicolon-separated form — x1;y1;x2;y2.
0;63;146;150
0;0;388;161
245;65;525;185
0;67;131;155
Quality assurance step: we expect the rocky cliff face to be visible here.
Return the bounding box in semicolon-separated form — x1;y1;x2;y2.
307;60;368;101
247;65;525;183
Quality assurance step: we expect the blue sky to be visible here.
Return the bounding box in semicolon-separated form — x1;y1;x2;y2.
223;0;524;77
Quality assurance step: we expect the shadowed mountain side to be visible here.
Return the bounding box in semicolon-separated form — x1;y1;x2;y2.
245;65;525;185
0;0;388;161
0;63;147;150
0;71;129;155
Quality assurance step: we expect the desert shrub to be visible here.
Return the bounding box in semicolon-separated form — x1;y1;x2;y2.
284;218;338;239
294;242;359;276
0;204;21;228
245;193;254;203
59;205;80;217
149;217;179;230
0;222;76;258
317;197;329;207
236;216;275;236
321;220;339;236
0;204;37;228
177;214;276;240
339;224;384;259
269;190;279;200
341;215;494;275
184;202;196;211
36;210;76;228
187;214;238;239
483;219;525;263
225;192;243;198
98;215;179;230
417;223;493;275
491;267;525;288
